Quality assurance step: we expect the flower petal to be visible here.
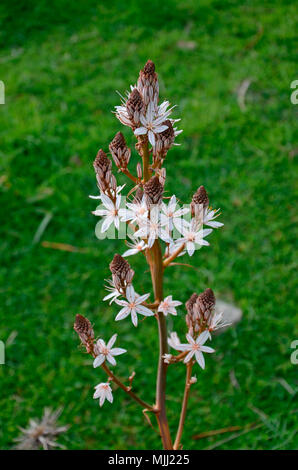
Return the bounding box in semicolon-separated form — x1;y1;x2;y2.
110;347;127;356
107;334;117;349
93;355;105;368
195;351;205;369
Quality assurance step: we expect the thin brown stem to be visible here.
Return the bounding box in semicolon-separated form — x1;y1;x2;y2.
140;137;151;183
173;362;193;450
141;137;173;449
163;243;186;268
121;168;139;184
101;363;154;411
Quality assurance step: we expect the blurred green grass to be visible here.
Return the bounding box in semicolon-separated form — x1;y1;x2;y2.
0;0;297;450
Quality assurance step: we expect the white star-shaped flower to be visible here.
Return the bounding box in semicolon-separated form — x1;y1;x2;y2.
158;295;182;316
203;208;224;229
122;237;148;257
92;194;122;233
103;278;122;304
134;207;172;248
176;219;213;256
119;196;148;224
134;102;169;147
89;184;126;201
93;334;126;368
178;331;215;369
168;332;183;350
93;382;113;407
160;195;189;232
207;311;231;339
115;285;154;327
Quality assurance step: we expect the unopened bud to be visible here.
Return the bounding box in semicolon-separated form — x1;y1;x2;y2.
74;314;94;350
191;186;209;217
137;60;159;106
109;132;131;169
109;254;134;290
126;89;145;127
144;175;164;206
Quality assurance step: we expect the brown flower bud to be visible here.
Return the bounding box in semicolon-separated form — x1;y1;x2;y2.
126;89;145;127
143;60;156;76
144;175;164;206
93;149;113;193
154;120;175;158
191;185;209;217
109;254;134;290
109;132;131;169
133;186;144;204
186;293;198;315
136;162;142;179
138;60;159;106
74;314;94;347
185;293;198;330
197;288;215;313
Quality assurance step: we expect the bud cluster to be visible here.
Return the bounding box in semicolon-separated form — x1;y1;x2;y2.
74;314;95;354
153;120;175;162
185;288;216;335
109;132;131;170
126;89;145;128
191;185;209;218
137;60;159;108
93;149;117;195
109;254;134;292
144;175;164;206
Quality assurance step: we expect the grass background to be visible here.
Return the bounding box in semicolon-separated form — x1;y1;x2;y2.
0;0;297;450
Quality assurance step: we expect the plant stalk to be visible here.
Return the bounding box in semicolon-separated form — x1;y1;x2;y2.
173;362;193;449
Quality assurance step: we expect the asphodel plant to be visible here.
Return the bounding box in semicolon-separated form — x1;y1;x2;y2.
74;61;226;450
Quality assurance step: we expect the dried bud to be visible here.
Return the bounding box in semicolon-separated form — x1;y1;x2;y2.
191;186;209;216
186;289;216;334
185;293;198;330
143;60;156;76
136;162;142;179
109;132;131;169
93;149;113;193
74;314;94;349
197;288;215;314
186;293;198;315
144;175;164;206
109;254;134;290
133;186;144;203
154;120;175;158
137;60;159;106
126;89;145;127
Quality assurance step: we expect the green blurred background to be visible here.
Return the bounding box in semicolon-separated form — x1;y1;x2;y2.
0;0;297;450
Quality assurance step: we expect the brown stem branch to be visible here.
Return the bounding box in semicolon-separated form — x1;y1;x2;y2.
173;362;193;449
121;168;139;184
101;363;154;411
163;243;185;268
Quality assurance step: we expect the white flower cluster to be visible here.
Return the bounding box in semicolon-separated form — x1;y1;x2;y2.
90;190;223;257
